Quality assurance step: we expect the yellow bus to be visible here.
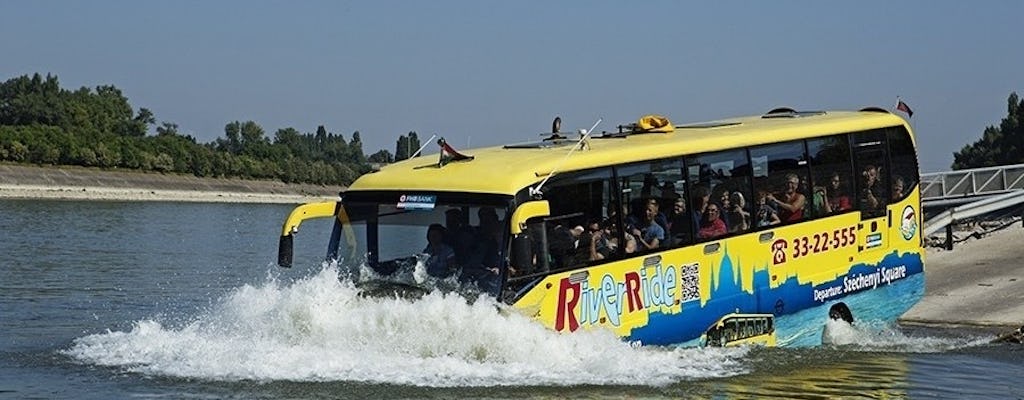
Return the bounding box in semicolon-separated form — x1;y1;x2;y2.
278;107;924;347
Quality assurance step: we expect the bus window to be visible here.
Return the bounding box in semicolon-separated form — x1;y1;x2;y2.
687;149;753;240
751;140;810;225
887;126;919;202
541;168;616;270
808;134;855;217
852;129;889;217
616;159;688;251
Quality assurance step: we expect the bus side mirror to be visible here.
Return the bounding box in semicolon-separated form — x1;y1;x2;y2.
278;201;339;268
509;200;550;235
278;235;294;268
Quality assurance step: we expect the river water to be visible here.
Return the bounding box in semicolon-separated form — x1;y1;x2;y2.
2;200;1022;399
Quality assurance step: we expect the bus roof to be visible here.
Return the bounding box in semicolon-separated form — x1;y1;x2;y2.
349;109;911;196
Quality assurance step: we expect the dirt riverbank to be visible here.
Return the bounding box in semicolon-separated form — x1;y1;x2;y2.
0;163;344;204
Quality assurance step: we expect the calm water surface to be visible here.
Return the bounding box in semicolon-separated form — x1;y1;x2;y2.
2;200;1022;399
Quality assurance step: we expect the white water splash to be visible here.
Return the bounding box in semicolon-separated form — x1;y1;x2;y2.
65;264;749;386
821;319;990;353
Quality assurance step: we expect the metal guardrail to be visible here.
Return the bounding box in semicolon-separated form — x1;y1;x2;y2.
922;190;1024;250
921;163;1024;202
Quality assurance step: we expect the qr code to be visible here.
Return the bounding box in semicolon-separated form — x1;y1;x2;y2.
680;262;700;302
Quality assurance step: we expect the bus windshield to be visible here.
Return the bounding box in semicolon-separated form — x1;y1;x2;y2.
326;192;512;295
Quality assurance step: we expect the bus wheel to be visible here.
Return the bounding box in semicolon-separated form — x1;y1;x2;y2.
828;302;855;324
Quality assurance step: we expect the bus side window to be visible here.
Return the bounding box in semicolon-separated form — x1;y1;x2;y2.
688;149;753;241
541;168;616;271
751;140;811;225
852;129;890;218
808;135;855;217
887;126;919;202
615;159;687;252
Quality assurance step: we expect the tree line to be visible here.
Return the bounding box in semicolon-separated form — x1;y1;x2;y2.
0;73;426;185
953;92;1024;169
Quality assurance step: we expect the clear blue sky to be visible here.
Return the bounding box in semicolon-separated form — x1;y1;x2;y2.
2;1;1021;172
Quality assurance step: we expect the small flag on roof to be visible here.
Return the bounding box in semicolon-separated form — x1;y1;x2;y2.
896;99;914;118
438;137;473;167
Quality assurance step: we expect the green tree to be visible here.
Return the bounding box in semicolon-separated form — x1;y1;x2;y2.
348;131;366;163
368;149;394;163
156;121;179;136
395;134;409;161
221;121;243;154
953;92;1024;169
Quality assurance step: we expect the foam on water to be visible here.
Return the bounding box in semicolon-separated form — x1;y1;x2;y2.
64;264;749;386
821;319;991;353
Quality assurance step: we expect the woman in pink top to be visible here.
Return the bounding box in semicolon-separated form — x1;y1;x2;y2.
697;204;727;240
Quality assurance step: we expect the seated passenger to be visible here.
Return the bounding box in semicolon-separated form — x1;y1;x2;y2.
726;192;750;233
891;175;906;201
630;201;665;250
549;224;583;268
766;173;806;222
860;165;883;212
443;209;476;267
697;204;727;240
826;172;853;213
811;185;828;216
691;185;711;231
715;189;733;228
658;182;680;215
755;190;781;227
667;197;693;245
622;231;638;254
423;223;455;277
586;219;614;261
461;208;503;295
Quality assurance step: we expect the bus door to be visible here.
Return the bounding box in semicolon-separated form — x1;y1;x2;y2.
851;130;890;255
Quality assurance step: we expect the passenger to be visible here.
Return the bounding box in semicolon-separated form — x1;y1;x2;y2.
423;223;455;277
646;197;669;231
811;184;828;216
460;207;503;295
726;192;750;233
667;197;693;245
691;185;711;229
587;219;614;261
755;190;781;227
715;189;733;229
443;208;475;266
628;175;660;220
766;173;806;222
626;198;667;234
824;172;853;214
548;223;582;269
622;231;638;254
697;204;727;240
891;175;906;201
630;201;665;250
860;165;883;211
658;182;680;214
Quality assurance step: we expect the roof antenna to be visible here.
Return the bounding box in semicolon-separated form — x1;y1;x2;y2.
409;134;437;158
529;118;602;198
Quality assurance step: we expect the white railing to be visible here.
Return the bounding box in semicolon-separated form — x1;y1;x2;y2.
921;163;1024;201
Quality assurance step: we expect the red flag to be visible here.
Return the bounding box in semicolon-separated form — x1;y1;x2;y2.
896;100;913;118
437;138;473;166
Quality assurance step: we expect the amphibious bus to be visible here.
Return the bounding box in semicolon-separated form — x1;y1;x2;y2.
277;107;924;347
